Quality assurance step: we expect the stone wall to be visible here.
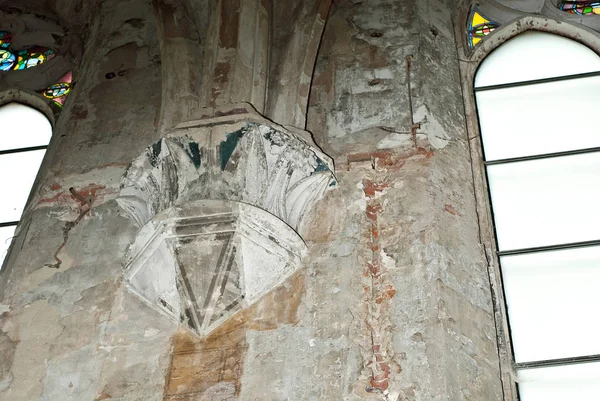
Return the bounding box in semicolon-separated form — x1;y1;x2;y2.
0;0;505;400
0;2;173;400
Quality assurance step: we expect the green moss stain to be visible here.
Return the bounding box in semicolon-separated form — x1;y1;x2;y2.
314;159;330;174
149;140;163;167
187;142;201;168
220;129;245;170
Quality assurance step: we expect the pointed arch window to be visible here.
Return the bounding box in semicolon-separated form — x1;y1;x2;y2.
475;31;600;400
0;103;52;265
0;31;55;72
467;8;500;48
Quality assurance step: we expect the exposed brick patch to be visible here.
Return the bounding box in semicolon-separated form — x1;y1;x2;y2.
37;183;111;207
347;147;434;172
444;204;460;216
362;179;396;394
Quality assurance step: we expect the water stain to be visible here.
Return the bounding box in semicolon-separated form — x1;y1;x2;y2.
163;272;305;400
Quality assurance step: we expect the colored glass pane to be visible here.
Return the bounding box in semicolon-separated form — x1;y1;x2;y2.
0;31;12;49
0;49;15;71
43;71;73;108
12;47;55;70
0;32;56;72
560;1;600;14
58;71;73;84
44;83;70;98
467;9;499;48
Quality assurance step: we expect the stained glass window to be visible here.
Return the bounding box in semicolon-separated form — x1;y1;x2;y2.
0;31;12;49
467;8;499;48
0;49;16;71
43;71;72;108
0;31;55;72
559;1;600;14
12;47;55;70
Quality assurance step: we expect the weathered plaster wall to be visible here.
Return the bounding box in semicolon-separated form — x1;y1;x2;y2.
266;0;332;128
0;1;174;400
0;0;505;400
301;0;503;399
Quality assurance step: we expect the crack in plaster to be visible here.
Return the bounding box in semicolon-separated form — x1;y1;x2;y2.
45;188;94;269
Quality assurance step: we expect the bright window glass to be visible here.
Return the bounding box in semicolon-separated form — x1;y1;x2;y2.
0;102;51;150
518;362;600;401
474;31;600;400
502;246;600;362
487;153;600;251
475;31;600;87
0;102;51;267
0;149;47;221
0;225;16;263
476;75;600;160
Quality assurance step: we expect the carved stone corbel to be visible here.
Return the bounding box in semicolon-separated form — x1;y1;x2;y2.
117;104;336;232
124;200;306;337
117;103;336;337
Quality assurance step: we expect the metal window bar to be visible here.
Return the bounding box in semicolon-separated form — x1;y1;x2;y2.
497;238;600;256
0;221;18;228
515;353;600;370
484;146;600;166
475;70;600;92
473;62;600;400
0;145;48;156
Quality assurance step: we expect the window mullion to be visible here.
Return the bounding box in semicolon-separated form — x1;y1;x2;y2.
475;70;600;92
497;239;600;256
0;221;18;228
516;354;600;370
0;144;48;156
484;146;600;166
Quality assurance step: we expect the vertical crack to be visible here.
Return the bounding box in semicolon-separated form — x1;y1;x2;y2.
406;55;421;149
45;187;94;269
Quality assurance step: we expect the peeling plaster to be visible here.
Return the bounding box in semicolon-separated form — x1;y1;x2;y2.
413;104;450;149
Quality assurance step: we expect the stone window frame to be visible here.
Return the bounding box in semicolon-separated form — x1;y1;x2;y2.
456;14;600;401
0;89;55;269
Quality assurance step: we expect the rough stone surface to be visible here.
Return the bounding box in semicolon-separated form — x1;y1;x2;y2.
5;0;590;399
118;118;336;231
124;200;307;337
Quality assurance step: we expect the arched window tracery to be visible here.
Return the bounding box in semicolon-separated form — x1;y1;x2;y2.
559;1;600;15
467;8;500;48
0;30;55;72
0;18;74;266
474;30;600;400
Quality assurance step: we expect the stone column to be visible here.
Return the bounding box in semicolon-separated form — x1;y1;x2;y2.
152;0;205;133
0;3;174;400
295;0;503;398
265;0;333;129
198;0;269;113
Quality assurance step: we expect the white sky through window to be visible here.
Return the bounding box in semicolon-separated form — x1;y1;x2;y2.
475;31;600;88
0;102;52;267
475;31;600;400
0;103;51;150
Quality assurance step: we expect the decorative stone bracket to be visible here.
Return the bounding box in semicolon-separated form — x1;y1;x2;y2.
117;104;336;337
117;106;336;232
124;200;306;337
